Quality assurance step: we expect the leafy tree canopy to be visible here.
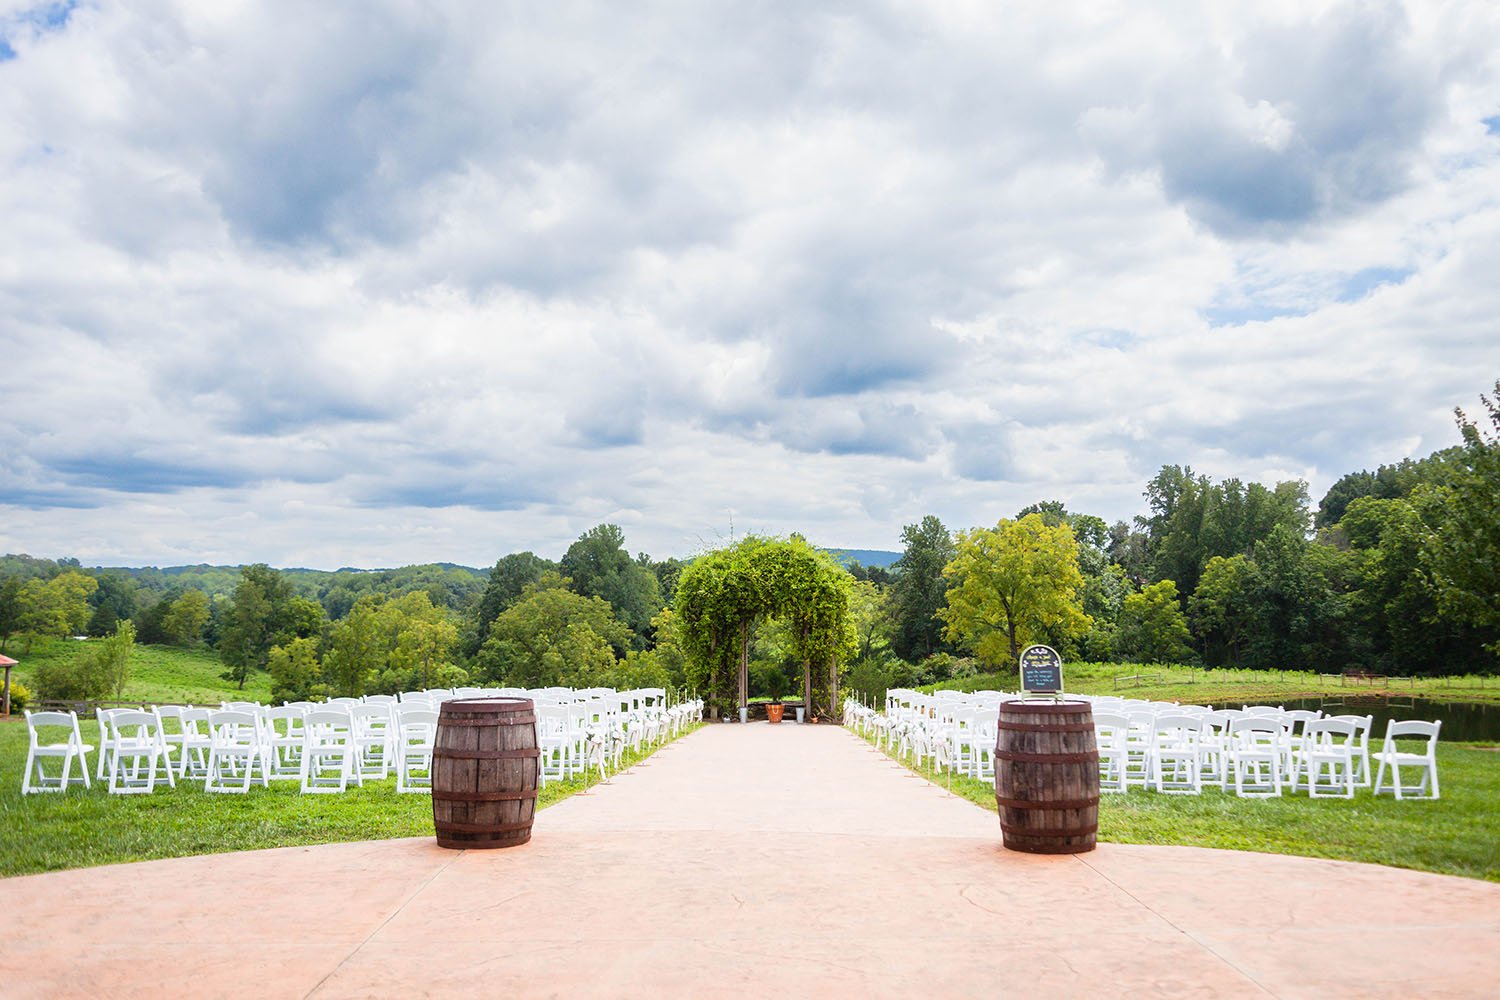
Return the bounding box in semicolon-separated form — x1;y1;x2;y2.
939;513;1091;668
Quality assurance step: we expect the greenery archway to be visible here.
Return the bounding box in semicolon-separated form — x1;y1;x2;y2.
673;536;856;721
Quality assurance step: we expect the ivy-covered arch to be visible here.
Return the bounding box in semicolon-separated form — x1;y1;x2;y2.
673;536;856;721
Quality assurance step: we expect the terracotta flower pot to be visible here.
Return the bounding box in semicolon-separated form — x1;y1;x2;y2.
766;703;785;724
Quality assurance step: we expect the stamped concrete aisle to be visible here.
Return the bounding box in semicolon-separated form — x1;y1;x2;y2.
3;722;1498;999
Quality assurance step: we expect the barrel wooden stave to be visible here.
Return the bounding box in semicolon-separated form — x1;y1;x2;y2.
994;700;1099;855
432;698;539;850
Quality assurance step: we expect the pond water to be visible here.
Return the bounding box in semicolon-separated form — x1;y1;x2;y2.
1242;696;1500;743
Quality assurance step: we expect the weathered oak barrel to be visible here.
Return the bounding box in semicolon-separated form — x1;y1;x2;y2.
994;700;1099;854
432;698;539;850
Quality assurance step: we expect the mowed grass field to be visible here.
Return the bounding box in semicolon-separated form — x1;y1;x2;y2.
873;734;1500;882
927;661;1500;708
0;715;698;878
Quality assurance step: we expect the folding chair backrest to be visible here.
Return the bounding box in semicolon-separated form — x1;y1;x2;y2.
1152;713;1201;745
209;710;259;747
1384;719;1440;751
1229;717;1282;744
110;709;157;741
27;710;81;745
305;708;352;733
1304;718;1357;744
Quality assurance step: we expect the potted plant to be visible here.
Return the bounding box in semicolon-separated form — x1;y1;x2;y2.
764;668;787;724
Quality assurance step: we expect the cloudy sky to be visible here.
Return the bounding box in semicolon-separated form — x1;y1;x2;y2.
2;1;1498;569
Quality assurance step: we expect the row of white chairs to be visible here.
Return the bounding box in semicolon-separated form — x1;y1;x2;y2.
20;704;439;795
852;691;1443;801
20;687;704;796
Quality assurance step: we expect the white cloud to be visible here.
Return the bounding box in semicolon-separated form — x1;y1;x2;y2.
2;0;1499;568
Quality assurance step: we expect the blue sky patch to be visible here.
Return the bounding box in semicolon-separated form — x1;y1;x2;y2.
1338;267;1414;302
1202;303;1311;328
1484;116;1500;136
32;1;77;31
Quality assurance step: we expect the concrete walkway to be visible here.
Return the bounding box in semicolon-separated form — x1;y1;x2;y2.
3;723;1498;999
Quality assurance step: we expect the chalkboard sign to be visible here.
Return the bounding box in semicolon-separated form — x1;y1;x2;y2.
1019;644;1063;693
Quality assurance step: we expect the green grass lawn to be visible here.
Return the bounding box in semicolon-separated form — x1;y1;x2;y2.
0;716;698;878
863;730;1500;882
925;661;1500;708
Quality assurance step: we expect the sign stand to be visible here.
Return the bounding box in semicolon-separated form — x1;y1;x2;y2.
1018;644;1064;702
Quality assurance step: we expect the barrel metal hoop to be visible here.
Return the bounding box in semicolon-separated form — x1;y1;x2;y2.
432;747;540;760
442;699;535;713
433;820;534;834
995;795;1099;811
438;715;536;727
1000;821;1099;837
995;721;1096;733
999;701;1093;714
431;789;538;802
995;750;1098;764
1001;840;1096;855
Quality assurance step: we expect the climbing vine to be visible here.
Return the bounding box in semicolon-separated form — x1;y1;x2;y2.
673;536;856;720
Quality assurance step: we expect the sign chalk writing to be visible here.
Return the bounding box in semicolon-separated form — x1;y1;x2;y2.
1019;644;1063;693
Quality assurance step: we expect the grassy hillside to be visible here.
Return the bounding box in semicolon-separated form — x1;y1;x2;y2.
6;637;271;706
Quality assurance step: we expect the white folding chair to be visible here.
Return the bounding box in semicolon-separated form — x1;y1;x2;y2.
204;709;270;793
22;710;94;793
1295;718;1360;798
1278;709;1323;786
1227;717;1283;798
152;705;189;782
176;707;213;779
95;706;123;781
1149;713;1202;795
106;709;173;794
1196;710;1235;789
1093;712;1129;793
349;703;395;782
394;708;438;794
301;708;360;794
1122;710;1155;788
1373;720;1441;801
263;704;307;781
536;703;571;785
1325;713;1375;787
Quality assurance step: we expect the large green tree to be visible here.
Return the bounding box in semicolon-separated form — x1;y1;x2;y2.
218;564;296;689
160;589;211;646
888;515;956;662
475;574;631;688
1189;554;1258;666
1116;580;1192;664
560;524;661;649
1139;466;1309;598
938;514;1090;667
468;551;556;656
15;570;98;653
1422;381;1500;658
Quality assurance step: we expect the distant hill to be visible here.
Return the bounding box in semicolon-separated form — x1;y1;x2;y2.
824;548;901;570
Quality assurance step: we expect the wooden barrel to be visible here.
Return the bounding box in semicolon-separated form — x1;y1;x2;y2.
994;700;1099;855
432;698;539;850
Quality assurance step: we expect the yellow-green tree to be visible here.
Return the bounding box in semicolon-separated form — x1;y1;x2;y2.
938;513;1091;667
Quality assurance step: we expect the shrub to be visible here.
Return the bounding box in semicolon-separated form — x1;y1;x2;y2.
32;651;111;702
5;681;30;712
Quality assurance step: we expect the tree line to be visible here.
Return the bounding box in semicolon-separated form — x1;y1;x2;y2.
3;382;1496;703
